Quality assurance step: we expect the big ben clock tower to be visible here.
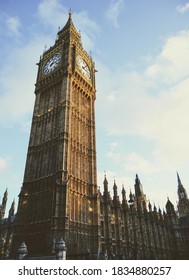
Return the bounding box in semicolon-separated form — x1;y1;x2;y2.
13;12;100;259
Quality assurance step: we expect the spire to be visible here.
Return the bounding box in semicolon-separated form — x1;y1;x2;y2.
113;180;118;198
63;9;73;29
148;201;152;211
57;10;81;42
9;199;15;217
177;172;185;191
128;189;134;204
0;189;8;219
103;175;108;193
165;197;175;215
177;172;188;200
134;174;144;197
2;188;8;205
122;186;126;202
69;8;72;17
153;203;157;212
177;172;189;217
177;172;182;185
113;180;120;204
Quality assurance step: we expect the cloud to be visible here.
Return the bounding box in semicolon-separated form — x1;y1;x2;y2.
74;11;100;51
0;33;53;129
37;0;67;28
6;16;21;37
123;152;160;174
0;1;100;129
0;157;8;172
0;14;21;37
145;30;189;84
176;3;189;13
96;29;189;170
105;0;124;27
37;0;100;51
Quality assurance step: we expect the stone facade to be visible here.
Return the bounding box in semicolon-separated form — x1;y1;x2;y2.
1;173;189;259
0;13;189;260
99;175;188;259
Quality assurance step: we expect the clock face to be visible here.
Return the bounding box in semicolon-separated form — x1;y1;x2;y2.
43;53;61;75
76;55;91;80
180;192;185;199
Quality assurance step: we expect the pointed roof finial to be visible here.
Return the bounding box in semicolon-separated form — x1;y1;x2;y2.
104;173;107;182
103;174;108;193
113;179;117;194
57;9;81;42
2;188;8;204
177;172;182;185
153;203;157;212
148;201;152;211
69;8;72;17
135;174;140;185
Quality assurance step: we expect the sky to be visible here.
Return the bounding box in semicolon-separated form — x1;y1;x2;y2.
1;0;189;214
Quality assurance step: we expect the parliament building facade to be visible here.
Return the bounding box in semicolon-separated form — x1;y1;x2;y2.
1;13;189;260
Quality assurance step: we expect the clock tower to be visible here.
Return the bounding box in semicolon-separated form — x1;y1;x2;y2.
13;12;100;259
177;173;189;218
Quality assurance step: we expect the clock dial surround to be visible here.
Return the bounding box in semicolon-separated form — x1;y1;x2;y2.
76;55;91;80
43;53;61;75
180;192;185;199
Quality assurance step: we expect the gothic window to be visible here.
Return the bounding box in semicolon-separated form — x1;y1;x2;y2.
100;204;103;215
121;227;125;241
101;221;104;236
111;224;115;239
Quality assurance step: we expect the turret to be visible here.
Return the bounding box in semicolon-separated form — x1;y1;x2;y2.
128;189;135;206
153;204;157;212
134;174;144;197
9;200;15;218
103;175;109;194
113;180;118;198
148;201;152;212
2;188;8;207
113;180;120;205
177;173;189;217
177;172;188;200
122;186;126;203
166;197;176;215
134;175;147;212
103;175;111;202
0;189;8;219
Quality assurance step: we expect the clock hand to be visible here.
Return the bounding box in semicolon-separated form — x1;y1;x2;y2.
82;65;87;69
